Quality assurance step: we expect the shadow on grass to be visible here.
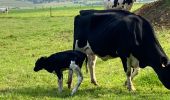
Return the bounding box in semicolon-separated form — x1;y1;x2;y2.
0;86;69;98
75;86;130;98
0;85;170;99
0;85;130;98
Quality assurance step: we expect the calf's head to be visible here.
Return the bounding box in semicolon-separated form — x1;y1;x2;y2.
34;57;47;72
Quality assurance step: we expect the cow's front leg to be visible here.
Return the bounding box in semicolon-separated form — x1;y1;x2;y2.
87;54;98;85
67;69;73;89
131;67;140;80
126;58;136;91
56;71;63;93
131;55;140;80
123;55;139;89
70;61;83;96
124;67;139;86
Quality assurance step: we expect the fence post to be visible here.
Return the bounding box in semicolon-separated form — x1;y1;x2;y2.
50;6;52;17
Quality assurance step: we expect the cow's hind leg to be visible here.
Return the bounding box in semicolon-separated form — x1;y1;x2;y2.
130;55;140;84
126;56;136;91
87;54;98;85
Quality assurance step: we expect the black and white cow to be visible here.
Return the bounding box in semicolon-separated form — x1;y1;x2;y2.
72;9;170;91
34;50;87;95
73;9;137;86
0;7;8;13
104;0;136;11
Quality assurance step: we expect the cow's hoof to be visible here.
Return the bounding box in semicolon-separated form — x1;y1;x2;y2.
91;80;98;86
127;86;136;91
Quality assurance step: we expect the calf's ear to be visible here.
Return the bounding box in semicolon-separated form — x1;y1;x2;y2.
34;56;47;71
36;56;47;67
39;56;47;62
161;57;168;67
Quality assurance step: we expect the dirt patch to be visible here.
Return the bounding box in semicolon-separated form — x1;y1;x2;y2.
135;0;170;28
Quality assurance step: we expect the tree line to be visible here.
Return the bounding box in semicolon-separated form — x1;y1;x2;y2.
20;0;98;4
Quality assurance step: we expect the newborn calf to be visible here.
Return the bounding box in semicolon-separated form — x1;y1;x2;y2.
33;50;87;95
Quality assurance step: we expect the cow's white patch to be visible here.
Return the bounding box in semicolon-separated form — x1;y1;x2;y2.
131;54;140;80
162;64;166;67
104;0;134;11
69;61;78;70
131;67;140;80
52;71;56;75
75;40;94;55
130;54;139;68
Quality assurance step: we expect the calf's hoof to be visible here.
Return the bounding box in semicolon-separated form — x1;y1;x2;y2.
67;82;72;89
68;84;71;89
70;88;77;96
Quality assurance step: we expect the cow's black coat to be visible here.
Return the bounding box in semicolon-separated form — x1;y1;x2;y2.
73;10;170;89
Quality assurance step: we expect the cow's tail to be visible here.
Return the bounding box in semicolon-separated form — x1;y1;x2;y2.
73;15;80;50
73;38;76;50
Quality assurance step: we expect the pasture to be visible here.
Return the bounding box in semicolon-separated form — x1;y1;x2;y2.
0;4;170;99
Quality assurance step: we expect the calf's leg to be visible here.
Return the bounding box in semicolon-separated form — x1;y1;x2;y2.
67;70;73;89
69;61;83;96
56;72;63;93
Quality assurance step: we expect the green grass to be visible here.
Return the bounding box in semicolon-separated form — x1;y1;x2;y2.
0;4;170;100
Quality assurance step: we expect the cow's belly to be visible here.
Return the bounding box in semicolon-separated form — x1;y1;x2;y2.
99;55;117;61
75;40;118;61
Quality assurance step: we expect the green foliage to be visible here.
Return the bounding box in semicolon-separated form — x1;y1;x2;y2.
0;5;170;99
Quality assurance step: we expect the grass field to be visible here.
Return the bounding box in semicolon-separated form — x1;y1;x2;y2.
0;4;170;100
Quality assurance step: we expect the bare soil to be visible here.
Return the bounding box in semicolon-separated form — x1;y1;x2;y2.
135;0;170;28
